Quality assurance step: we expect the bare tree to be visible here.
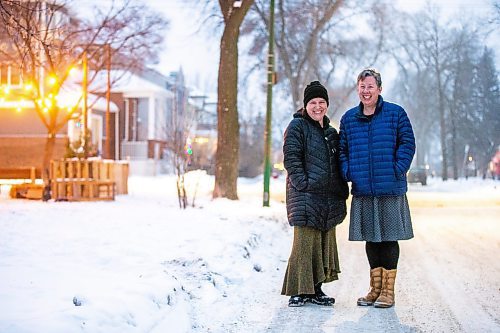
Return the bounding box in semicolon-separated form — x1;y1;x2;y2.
474;47;500;175
388;6;456;180
239;111;265;177
388;11;441;169
389;4;499;180
246;0;389;120
447;24;481;179
162;80;199;209
0;0;168;184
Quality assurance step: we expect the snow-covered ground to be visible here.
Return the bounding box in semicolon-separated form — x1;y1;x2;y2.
0;172;498;333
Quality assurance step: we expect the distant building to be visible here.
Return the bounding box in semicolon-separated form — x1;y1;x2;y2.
187;93;217;173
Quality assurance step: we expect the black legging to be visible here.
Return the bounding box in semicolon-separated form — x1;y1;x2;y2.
365;241;400;270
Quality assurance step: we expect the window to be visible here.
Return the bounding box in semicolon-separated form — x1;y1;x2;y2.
0;63;22;86
0;64;7;85
137;98;149;141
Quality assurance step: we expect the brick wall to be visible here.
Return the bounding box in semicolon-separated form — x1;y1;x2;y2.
0;137;68;169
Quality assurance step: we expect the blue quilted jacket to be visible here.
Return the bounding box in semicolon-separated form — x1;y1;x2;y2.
339;96;415;196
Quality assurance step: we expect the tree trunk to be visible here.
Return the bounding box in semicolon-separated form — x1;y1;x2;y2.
213;0;254;200
450;114;458;180
436;61;448;181
214;26;240;199
42;133;57;185
438;88;448;181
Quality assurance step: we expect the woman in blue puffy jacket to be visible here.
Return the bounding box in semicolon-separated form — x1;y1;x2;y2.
281;81;349;307
339;69;415;308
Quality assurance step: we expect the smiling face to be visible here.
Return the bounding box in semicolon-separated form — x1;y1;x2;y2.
305;97;328;126
357;76;382;112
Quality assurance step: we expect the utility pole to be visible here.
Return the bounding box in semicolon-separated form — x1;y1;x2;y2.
82;50;88;157
105;44;111;159
263;0;275;207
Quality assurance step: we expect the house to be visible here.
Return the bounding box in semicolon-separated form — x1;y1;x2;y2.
86;68;192;176
0;61;118;172
0;1;114;173
1;1;196;178
0;63;193;178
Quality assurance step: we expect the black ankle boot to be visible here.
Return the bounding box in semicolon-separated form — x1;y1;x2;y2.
288;295;306;307
310;283;335;306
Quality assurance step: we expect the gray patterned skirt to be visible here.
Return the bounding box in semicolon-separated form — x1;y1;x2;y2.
349;195;414;242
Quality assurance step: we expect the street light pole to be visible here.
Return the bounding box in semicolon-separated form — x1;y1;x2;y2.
263;0;275;207
82;50;88;156
105;43;111;159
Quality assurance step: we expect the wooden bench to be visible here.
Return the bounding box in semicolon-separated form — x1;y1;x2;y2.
50;159;115;201
0;167;38;182
0;167;44;199
51;178;115;201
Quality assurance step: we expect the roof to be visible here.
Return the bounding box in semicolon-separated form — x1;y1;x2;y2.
89;70;173;98
0;92;118;112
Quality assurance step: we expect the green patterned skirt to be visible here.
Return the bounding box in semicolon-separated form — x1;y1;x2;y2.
281;226;340;296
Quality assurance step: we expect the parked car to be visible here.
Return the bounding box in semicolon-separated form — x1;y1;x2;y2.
489;150;500;180
407;167;427;185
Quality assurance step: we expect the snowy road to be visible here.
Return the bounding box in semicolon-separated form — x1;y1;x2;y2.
0;176;498;333
226;189;500;333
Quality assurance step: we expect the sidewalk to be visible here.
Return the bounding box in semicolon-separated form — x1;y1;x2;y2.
221;203;500;333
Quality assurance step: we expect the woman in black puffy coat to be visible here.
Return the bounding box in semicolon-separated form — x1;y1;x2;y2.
281;81;349;307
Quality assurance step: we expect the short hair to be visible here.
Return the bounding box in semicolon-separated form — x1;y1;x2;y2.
357;68;382;88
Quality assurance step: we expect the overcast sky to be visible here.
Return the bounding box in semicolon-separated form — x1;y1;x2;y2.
144;0;498;93
144;1;219;93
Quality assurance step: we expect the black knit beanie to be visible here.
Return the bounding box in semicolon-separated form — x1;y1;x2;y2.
303;81;329;108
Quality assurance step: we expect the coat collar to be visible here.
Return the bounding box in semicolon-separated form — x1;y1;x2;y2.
355;95;384;120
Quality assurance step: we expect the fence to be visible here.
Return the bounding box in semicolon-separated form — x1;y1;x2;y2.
49;158;128;201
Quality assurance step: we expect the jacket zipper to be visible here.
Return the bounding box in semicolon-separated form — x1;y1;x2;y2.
323;129;332;191
368;119;374;195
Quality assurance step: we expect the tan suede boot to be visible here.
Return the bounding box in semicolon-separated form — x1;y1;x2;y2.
374;268;397;308
357;267;383;306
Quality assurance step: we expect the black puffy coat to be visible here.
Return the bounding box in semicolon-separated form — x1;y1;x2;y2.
283;111;349;231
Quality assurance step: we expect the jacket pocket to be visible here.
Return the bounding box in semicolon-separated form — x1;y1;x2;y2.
393;163;405;180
